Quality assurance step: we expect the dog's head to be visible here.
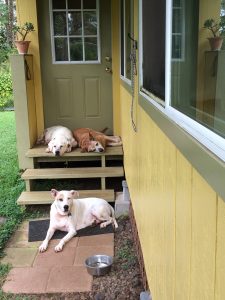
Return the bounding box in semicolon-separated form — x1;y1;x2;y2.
88;140;104;152
51;189;79;215
48;137;71;156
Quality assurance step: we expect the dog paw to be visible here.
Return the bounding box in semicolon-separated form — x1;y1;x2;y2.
39;242;48;252
55;243;64;252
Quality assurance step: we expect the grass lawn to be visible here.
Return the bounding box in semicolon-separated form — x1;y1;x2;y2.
0;111;25;255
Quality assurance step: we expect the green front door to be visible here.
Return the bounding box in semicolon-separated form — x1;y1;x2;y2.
37;0;113;132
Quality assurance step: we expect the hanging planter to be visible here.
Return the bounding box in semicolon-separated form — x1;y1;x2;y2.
13;22;35;55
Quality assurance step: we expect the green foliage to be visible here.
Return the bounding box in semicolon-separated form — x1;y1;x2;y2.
0;112;25;257
203;16;225;37
0;69;13;110
0;2;14;64
13;22;35;41
116;239;137;270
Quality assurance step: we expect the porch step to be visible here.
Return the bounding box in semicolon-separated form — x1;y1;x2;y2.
17;190;115;205
26;145;123;159
22;167;124;180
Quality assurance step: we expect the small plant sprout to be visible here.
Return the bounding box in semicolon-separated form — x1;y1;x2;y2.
14;22;35;41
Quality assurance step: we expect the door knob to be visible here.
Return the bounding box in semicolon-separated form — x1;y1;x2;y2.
105;67;112;73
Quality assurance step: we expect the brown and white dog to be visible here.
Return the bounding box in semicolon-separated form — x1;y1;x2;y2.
37;126;77;156
39;189;118;252
73;128;122;152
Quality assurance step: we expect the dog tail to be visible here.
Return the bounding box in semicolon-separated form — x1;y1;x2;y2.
101;127;109;134
109;205;118;229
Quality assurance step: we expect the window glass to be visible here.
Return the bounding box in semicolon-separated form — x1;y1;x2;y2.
85;37;98;60
83;11;97;35
52;0;66;9
83;0;96;9
68;12;82;35
120;0;133;81
55;38;68;61
53;12;67;36
70;38;83;60
171;0;225;139
51;0;99;63
142;0;165;100
68;0;81;9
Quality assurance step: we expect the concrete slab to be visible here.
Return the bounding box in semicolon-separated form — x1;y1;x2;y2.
47;266;92;293
2;267;50;294
1;247;38;267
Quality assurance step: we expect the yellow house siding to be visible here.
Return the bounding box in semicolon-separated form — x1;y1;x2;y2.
16;0;44;136
119;84;225;299
215;197;225;299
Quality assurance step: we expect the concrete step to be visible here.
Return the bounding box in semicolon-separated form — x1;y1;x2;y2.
17;190;115;205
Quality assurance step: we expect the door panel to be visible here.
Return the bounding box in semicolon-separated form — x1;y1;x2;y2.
37;0;113;132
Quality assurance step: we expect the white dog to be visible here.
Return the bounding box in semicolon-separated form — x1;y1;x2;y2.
39;189;118;252
37;126;77;156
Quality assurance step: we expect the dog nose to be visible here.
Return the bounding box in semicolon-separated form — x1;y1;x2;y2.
64;205;69;211
99;148;104;152
55;150;60;156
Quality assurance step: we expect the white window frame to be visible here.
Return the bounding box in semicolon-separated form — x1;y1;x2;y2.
49;0;101;64
120;0;132;85
139;0;225;163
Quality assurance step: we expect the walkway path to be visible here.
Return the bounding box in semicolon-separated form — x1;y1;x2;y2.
1;220;114;294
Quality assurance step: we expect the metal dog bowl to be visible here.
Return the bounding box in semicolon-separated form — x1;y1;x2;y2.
85;254;113;276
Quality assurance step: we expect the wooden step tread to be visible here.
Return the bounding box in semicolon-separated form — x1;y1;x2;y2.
17;190;115;205
22;167;124;180
26;145;123;158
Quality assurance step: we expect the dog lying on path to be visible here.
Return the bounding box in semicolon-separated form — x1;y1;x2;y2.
37;126;77;156
73;128;122;152
39;189;118;252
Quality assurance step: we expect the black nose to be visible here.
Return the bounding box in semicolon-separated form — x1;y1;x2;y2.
64;205;69;211
99;148;104;152
55;150;60;156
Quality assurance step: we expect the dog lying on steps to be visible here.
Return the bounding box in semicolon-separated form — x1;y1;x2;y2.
37;126;77;156
73;128;122;152
39;189;118;252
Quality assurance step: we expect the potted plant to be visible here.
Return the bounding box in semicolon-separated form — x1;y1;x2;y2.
203;16;225;51
13;22;35;54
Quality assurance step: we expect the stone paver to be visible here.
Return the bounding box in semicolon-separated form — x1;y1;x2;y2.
74;245;114;266
7;230;41;248
78;233;114;247
1;247;38;267
2;220;114;295
47;266;92;293
2;267;50;294
33;246;76;267
48;236;78;248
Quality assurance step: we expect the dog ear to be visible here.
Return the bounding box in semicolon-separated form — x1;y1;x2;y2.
51;189;58;198
70;190;79;198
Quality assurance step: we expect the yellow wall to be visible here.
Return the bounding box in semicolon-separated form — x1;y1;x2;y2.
119;85;225;300
112;0;225;299
16;0;44;136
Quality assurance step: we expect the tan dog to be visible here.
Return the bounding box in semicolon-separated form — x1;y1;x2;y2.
39;189;118;252
73;128;122;152
37;126;77;156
